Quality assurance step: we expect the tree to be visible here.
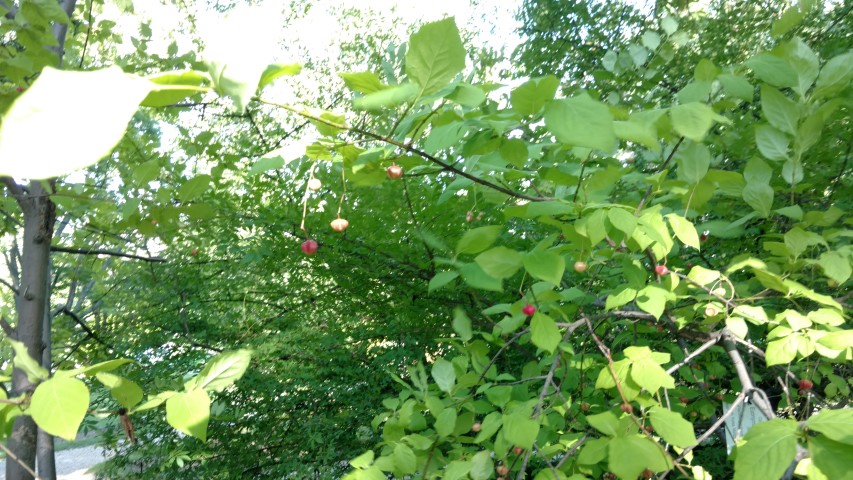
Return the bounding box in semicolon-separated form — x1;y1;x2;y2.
1;1;851;479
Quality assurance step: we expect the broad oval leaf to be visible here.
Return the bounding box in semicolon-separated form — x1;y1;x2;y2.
405;18;466;96
545;93;615;152
649;407;697;447
96;372;144;409
191;349;252;393
0;67;152;179
30;377;89;441
166;388;211;441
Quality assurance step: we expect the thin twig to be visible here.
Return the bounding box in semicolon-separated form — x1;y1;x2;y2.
0;442;41;479
50;246;166;263
258;99;548;202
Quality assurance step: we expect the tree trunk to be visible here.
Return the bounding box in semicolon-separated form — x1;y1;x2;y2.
37;257;56;480
5;180;57;480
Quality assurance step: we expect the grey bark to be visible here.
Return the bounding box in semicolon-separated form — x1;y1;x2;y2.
5;180;57;480
36;249;56;480
4;1;79;478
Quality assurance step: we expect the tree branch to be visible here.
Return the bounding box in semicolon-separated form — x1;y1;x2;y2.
50;246;166;263
259;99;549;202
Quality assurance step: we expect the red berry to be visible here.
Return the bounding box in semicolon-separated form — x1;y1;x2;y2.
700;232;709;242
386;165;403;179
797;379;813;391
301;239;319;255
513;446;523;455
522;304;536;316
620;403;633;414
465;211;474;223
330;218;349;232
496;465;509;476
714;393;724;401
642;469;654;479
191;248;199;256
655;264;669;275
574;261;588;273
15;86;23;92
580;402;590;412
679;396;690;405
644;425;654;434
471;422;481;433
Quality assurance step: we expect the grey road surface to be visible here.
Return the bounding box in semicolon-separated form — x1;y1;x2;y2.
0;445;109;479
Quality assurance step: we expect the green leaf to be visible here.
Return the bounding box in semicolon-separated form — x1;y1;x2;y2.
609;435;671;479
443;460;472;480
452;307;473;341
0;67;151;179
95;372;143;409
771;2;809;37
142;70;209;107
818;251;851;284
578;437;609;465
340;72;386;94
429;271;459;292
670;102;716;142
205;57;265;114
742;183;774;217
766;335;799;366
718;74;754;101
523;250;565;286
393;443;417;475
814;51;853;99
511;76;559;115
57;358;133;378
677;141;711;184
606;287;637;311
457;226;502;255
530;312;561;354
6;339;49;382
166;388;211;441
469;450;493;480
808;408;853;445
459;263;503;292
405;18;466;96
191;349;252;393
755;124;790;161
350;450;375;469
447;83;486;106
475;246;523;279
746;54;798;88
435;408;457;437
431;358;456;394
545;93;615;152
808;435;853;480
474;412;502;443
636;285;669;319
258;63;301;89
353;83;419;110
502;410;540;449
177;175;211;202
734;419;799;480
587;411;619;437
817;331;853;351
608;208;637;236
631;358;675;392
30;377;89;441
248;156;285;176
131;391;176;414
649;407;697;447
761;86;799;135
666;214;701;250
